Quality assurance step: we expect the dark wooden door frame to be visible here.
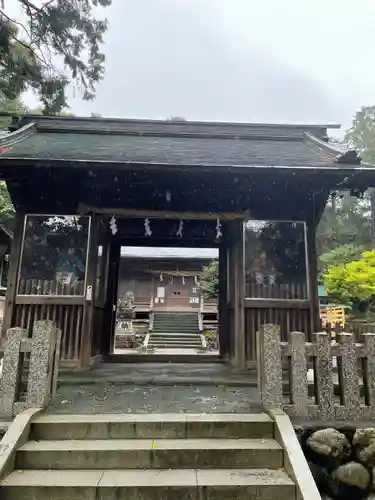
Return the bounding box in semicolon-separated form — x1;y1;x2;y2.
101;237;121;357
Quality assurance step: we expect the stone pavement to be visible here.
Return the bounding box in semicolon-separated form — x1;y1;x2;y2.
51;362;261;414
58;362;257;386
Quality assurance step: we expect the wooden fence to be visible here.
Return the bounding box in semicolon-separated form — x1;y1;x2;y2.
257;323;375;420
0;320;61;418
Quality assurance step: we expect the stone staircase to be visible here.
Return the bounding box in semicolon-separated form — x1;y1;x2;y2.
0;412;297;499
148;312;203;349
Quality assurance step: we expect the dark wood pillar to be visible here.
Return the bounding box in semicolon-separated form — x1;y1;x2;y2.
101;237;121;357
80;215;99;369
233;220;246;369
2;212;25;339
218;235;229;359
306;222;320;335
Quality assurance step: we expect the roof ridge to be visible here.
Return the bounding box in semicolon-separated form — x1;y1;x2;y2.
17;114;341;129
10;115;338;141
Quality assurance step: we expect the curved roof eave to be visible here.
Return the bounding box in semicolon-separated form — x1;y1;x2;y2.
304;132;362;165
0;122;36;148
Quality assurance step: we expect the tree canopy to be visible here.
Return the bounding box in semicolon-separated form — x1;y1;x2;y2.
0;0;111;114
345;106;375;164
316;105;375;266
325;250;375;316
199;260;219;299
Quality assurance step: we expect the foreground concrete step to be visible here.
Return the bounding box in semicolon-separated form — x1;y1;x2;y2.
1;468;295;500
17;438;282;469
31;413;274;440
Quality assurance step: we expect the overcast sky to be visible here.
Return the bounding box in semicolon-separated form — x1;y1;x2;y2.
23;0;375;132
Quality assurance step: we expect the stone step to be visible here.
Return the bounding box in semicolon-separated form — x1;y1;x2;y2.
153;329;198;332
154;313;198;317
150;337;201;342
0;468;295;500
152;325;199;334
153;326;198;329
149;339;202;344
16;438;282;470
154;321;198;325
148;340;202;345
153;318;198;323
151;332;201;336
148;342;202;347
153;318;198;321
149;335;202;344
147;345;203;349
30;413;274;440
151;330;200;334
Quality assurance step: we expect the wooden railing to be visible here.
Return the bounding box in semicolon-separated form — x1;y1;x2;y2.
15;280;87;363
257;324;375;420
18;278;84;296
246;282;308;299
245;301;311;364
12;302;84;361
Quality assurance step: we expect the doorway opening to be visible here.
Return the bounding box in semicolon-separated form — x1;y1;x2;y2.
110;246;219;357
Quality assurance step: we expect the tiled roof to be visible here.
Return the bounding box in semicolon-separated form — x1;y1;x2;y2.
0;116;356;168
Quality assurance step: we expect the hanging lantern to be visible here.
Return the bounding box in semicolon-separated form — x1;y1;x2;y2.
160;272;163;282
109;216;118;235
182;276;186;285
216;218;222;240
144;217;152;236
194;275;198;285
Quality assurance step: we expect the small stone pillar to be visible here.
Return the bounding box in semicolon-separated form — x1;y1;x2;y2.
0;328;28;419
27;320;58;408
257;324;283;409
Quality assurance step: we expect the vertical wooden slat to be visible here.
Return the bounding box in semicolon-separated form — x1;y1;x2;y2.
3;213;25;337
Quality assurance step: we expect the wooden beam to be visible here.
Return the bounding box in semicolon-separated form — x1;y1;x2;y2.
78;203;249;221
306;223;320;335
80;215;99;369
233;220;246;369
218;234;229;359
2;213;25;338
101;237;121;357
245;298;310;309
15;295;84;305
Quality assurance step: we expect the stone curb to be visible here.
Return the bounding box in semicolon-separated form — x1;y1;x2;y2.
266;408;321;500
0;407;44;480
